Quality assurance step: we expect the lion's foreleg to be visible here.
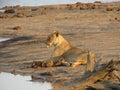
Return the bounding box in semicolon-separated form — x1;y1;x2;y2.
86;51;95;72
45;56;64;67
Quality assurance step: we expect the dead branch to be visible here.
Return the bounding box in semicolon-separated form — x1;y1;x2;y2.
68;60;120;90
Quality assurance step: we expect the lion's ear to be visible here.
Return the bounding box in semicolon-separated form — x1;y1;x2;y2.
53;30;60;37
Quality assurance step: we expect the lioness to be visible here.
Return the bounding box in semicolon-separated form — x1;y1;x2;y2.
45;31;95;70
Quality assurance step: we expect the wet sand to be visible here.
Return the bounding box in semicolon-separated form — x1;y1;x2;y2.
0;72;52;90
0;1;120;90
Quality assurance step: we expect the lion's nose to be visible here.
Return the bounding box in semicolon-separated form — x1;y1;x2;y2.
45;42;51;46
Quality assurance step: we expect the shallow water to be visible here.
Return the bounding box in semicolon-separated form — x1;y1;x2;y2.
0;72;52;90
0;0;119;8
0;9;5;12
0;38;52;90
0;37;10;42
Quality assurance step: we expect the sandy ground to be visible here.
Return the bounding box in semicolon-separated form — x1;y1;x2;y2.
0;2;120;90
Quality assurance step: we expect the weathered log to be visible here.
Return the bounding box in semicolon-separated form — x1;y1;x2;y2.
68;60;120;90
87;81;120;90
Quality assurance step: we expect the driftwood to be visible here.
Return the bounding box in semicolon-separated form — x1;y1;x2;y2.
68;60;120;90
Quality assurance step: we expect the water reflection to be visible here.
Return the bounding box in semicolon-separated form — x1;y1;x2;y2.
0;9;5;12
0;37;10;42
0;72;52;90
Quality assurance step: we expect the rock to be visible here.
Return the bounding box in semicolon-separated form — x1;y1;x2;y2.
4;9;15;13
106;7;113;11
16;12;25;17
13;26;22;30
94;1;102;3
31;8;39;11
67;4;76;10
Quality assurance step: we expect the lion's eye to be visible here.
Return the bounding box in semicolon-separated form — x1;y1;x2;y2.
47;37;50;41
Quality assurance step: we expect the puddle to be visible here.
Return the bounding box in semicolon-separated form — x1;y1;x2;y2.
0;37;10;42
0;37;52;89
0;38;52;90
0;72;52;90
0;9;5;12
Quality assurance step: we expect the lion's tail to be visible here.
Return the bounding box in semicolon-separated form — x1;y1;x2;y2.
86;51;95;72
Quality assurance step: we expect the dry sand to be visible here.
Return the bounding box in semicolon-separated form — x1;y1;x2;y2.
0;1;120;90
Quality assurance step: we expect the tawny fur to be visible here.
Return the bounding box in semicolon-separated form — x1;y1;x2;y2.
45;31;95;68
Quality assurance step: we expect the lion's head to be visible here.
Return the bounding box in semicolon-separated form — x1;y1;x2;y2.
45;31;60;47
